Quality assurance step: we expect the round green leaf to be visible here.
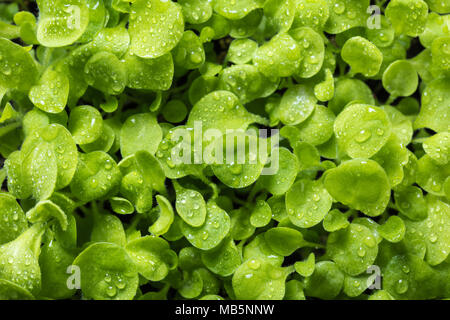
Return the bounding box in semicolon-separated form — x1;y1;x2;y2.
36;0;89;47
70;151;121;202
253;33;301;78
324;159;391;217
382;60;419;97
327;223;378;276
68;105;103;145
29;68;69;114
232;258;291;300
334;104;392;159
73;242;139;300
201;238;242;277
22;123;78;190
174;182;207;227
126;236;177;281
341;37;383;77
129;0;184;59
181;201;231;250
264;227;306;256
84;51;127;95
385;0;429;37
286;179;333;228
120;113;162;157
278;85;317;126
304;261;344;299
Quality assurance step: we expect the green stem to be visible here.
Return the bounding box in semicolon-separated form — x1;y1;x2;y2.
284;265;296;276
0;121;21;138
91;201;100;216
386;95;397;105
231;195;247;207
302;241;326;250
198;173;219;200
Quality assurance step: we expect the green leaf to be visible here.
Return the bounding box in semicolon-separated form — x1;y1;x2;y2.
295;105;335;146
372;135;409;187
384;254;439;299
0;224;45;295
324;159;391;217
213;0;264;20
120;113;162;157
415;78;450;133
341;37;383;77
73;242;139;300
232;258;291;300
304;261;344;299
110;197;135;215
174;181;207;227
385;0;429;37
264;227;307;256
334;104;392;159
250;200;272;228
211;132;267;189
378;215;406;243
126;236;177;281
229;207;256;242
290;27;325;79
172;31;205;70
84;51;127;95
218;64;278;104
227;39;258;65
416;154;449;196
29;68;69;113
243;234;283;267
382;60;419;98
201;238;242;277
70;151;121;202
0;38;38;93
257;147;299;196
323;209;350;232
423;132;450;165
91;211;127;246
149;195;175;236
36;0;89;47
328;78;375;115
129;0;184;59
324;0;370;34
187;90;267;132
278;85;317;126
0;193;27;245
327;223;378;276
404;196;450;266
294;253;315;277
23;142;58;200
394;186;428;221
4;151;32;199
0;279;34;300
26;200;68;231
68;105;103;145
263;0;296;35
181;201;230;250
286;179;333;228
39;232;76;299
253;33;301;78
179;0;212;24
22;123;78;190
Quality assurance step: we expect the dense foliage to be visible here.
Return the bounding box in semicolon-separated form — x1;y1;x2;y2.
0;0;449;300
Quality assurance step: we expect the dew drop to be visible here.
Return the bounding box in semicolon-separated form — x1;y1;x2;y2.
395;279;408;294
248;259;261;270
355;129;372;143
